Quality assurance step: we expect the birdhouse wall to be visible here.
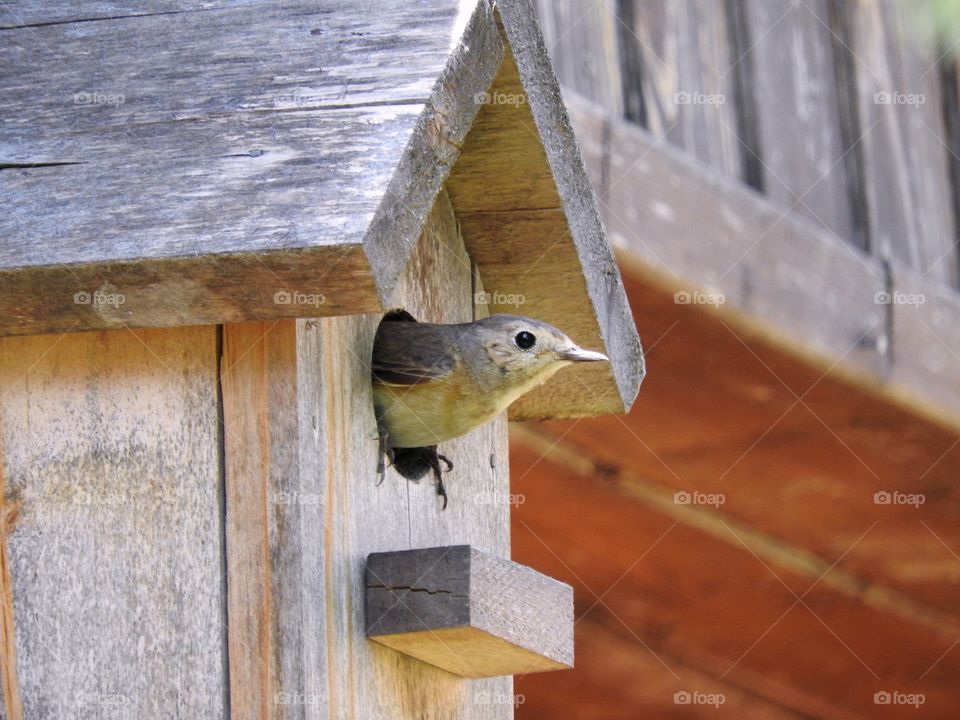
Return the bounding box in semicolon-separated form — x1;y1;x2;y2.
0;187;515;718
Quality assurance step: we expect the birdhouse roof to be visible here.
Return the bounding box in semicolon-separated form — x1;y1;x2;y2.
0;0;643;418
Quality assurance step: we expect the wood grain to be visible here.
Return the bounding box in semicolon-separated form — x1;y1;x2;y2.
563;86;960;439
0;437;20;720
564;93;888;379
0;0;502;333
846;0;958;287
366;545;573;678
734;0;857;244
524;261;960;617
616;0;743;177
511;429;960;718
532;0;623;114
0;327;226;718
220;187;517;718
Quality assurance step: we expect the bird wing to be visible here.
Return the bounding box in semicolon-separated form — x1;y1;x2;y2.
371;322;457;386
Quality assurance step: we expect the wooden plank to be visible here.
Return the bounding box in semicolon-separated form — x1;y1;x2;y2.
734;0;858;244
532;0;623;113
448;4;646;418
569;94;888;379
887;265;960;423
221;187;515;718
616;0;743;176
565;90;960;435
0;1;265;28
366;545;573;678
518;614;808;719
510;432;960;718
0;327;226;717
0;0;503;332
221;320;294;720
0;441;20;720
846;0;958;286
538;268;960;615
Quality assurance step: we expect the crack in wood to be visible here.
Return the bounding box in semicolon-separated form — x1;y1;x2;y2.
0;6;239;31
366;584;466;597
0;162;82;171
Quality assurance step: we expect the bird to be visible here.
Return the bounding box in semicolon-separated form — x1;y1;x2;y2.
371;310;608;507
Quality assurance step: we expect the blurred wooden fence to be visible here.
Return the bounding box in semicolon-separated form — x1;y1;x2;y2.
536;0;960;288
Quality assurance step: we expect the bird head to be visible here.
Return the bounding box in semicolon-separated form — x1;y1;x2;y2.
464;314;608;400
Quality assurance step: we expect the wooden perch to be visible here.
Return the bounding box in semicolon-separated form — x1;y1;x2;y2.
366;545;574;679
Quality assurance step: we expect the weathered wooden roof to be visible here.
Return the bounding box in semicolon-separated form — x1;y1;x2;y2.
0;0;643;418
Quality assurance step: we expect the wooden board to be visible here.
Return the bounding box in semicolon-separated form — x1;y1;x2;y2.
565;91;960;435
616;0;743;177
532;0;623;114
510;430;960;718
0;437;20;720
846;0;959;287
538;268;960;614
888;265;960;423
518;614;809;719
366;545;573;678
0;327;225;718
733;0;858;244
0;0;502;332
568;94;887;378
220;188;516;719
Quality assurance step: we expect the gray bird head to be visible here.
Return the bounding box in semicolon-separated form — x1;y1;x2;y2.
463;314;608;401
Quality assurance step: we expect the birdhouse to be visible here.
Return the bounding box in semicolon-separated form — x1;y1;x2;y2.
0;1;643;717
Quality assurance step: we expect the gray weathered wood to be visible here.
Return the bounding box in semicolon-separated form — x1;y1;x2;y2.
0;0;502;333
366;545;574;678
734;0;858;244
567;88;960;435
0;327;226;718
565;92;888;379
615;0;743;177
219;187;515;719
888;265;960;428
0;0;643;422
846;0;959;287
532;0;623;113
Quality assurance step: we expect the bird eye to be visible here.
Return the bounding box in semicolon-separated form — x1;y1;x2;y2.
514;331;536;350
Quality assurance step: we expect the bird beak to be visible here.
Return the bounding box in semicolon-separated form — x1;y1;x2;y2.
558;346;609;363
